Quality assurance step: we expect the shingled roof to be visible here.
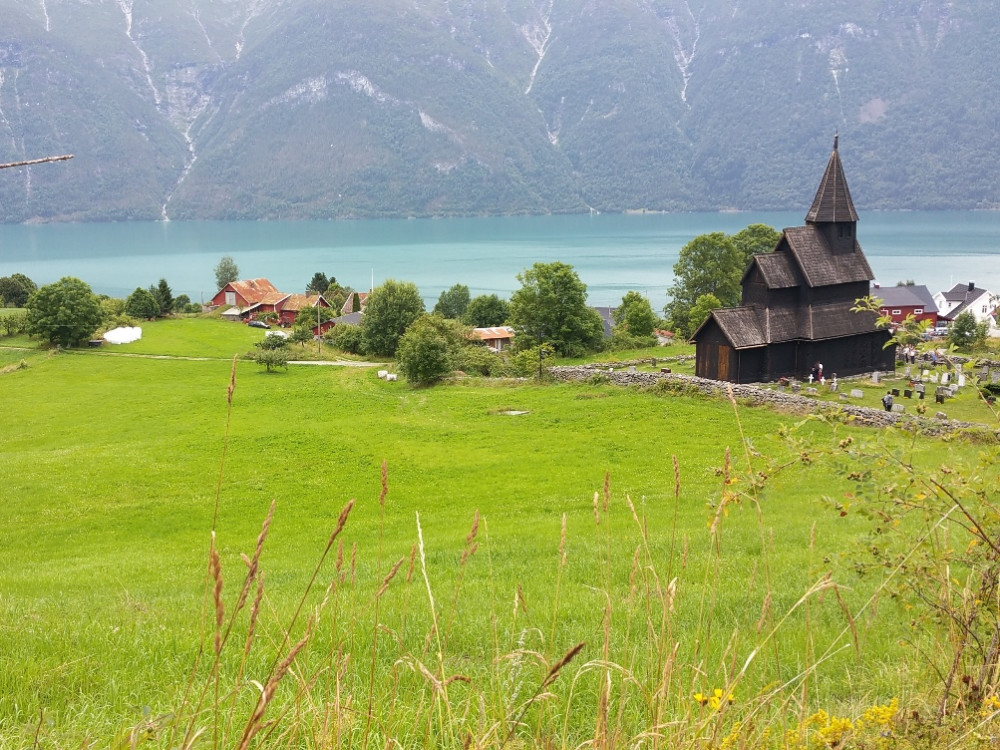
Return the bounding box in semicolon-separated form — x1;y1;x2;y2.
805;136;859;223
781;226;873;287
749;252;799;288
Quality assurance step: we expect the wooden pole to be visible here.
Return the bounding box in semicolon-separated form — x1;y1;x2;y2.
0;154;74;170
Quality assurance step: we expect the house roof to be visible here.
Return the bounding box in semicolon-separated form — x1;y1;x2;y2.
873;285;936;309
472;326;514;341
330;311;363;326
225;278;280;303
282;293;327;312
257;292;291;307
591;306;617;338
805;136;858;224
940;283;992;319
341;292;369;315
781;226;873;287
940;282;990;302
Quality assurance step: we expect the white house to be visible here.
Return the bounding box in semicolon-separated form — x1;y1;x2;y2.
933;282;997;328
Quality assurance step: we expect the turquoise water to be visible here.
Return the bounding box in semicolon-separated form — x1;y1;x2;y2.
1;211;998;307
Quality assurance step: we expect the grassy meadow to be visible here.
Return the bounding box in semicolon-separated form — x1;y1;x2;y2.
1;321;999;748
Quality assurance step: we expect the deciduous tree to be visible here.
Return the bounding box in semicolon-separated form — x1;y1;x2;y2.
508;261;604;356
0;274;37;308
687;293;723;336
214;256;240;290
254;348;288;372
665;232;743;338
613;291;658;338
731;223;781;267
463;294;510;328
26;277;103;346
433;283;471;320
947;311;988;350
361;280;425;356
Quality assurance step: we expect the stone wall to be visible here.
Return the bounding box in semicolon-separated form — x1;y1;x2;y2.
548;366;994;435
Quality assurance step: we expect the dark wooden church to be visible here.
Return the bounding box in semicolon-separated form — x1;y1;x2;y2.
692;138;895;383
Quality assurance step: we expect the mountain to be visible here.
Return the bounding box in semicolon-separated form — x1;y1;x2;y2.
0;0;996;223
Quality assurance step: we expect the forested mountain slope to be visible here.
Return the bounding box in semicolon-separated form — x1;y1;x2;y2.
0;0;995;222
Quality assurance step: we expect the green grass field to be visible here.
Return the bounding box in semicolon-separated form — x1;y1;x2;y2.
1;324;998;748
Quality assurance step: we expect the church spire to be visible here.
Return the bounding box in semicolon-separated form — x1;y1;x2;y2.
805;136;858;224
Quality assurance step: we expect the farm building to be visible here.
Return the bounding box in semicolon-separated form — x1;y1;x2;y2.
692;138;895;383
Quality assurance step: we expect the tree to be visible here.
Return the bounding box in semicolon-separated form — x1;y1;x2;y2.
150;278;173;316
433;283;471;320
289;327;313;347
26;276;103;346
687;293;723;336
1;310;29;336
214;256;240;290
307;272;330;294
731;224;781;268
125;287;161;319
254;348;288;372
664;232;743;338
255;333;289;350
395;315;455;385
613;291;658;338
508;261;604;356
361;280;425;356
463;294;510;328
0;274;37;308
947;311;988;350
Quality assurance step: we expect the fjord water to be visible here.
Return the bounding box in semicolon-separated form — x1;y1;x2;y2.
0;211;998;307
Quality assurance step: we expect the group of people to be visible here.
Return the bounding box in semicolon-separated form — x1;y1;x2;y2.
900;345;919;364
809;362;825;383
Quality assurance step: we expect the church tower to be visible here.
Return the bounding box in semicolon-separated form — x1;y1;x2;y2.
805;135;859;255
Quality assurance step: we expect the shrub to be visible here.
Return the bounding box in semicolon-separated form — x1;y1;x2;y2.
396;317;453;385
455;345;504;376
326;324;365;355
1;310;29;336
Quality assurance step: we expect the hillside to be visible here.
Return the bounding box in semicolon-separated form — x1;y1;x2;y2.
0;0;996;222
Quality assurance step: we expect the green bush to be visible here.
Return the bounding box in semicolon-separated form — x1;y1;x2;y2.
396;317;453;385
326;324;366;355
455;345;504;376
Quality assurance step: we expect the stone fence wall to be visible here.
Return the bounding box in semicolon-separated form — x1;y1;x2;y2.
548;366;995;435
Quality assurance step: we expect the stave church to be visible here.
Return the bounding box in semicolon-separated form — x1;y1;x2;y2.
692;138;895;383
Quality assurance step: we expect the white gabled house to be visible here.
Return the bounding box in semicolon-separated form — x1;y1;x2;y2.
933;282;998;328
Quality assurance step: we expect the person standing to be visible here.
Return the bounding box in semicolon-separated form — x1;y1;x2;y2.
882;390;894;411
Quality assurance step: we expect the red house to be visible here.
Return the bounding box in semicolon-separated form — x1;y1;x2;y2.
278;293;331;327
211;278;281;309
874;284;938;328
212;279;332;327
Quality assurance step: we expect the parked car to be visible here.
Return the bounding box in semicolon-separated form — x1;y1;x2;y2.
932;324;949;336
248;320;270;329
